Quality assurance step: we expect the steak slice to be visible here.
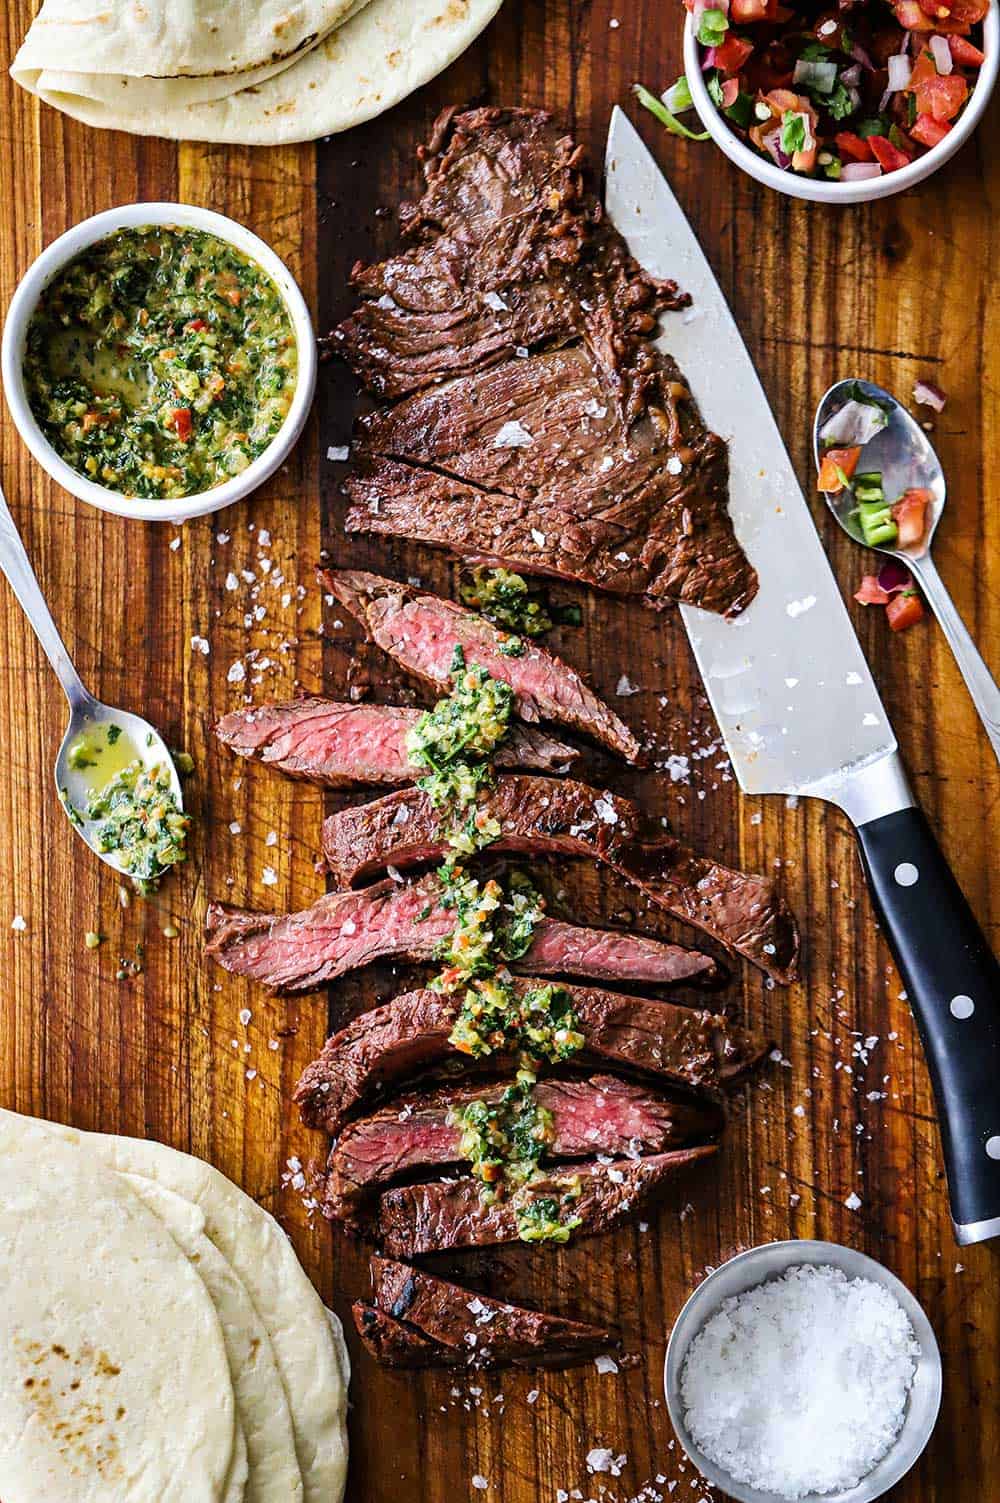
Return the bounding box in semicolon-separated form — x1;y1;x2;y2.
345;344;756;618
215;697;577;787
321;777;799;983
375;1144;717;1255
361;1256;616;1369
322;568;642;763
206;875;720;994
352;1304;449;1368
331;106;688;401
294;981;761;1136
324;1074;720;1216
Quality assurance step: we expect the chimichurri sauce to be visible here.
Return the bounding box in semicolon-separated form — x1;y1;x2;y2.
24;226;298;499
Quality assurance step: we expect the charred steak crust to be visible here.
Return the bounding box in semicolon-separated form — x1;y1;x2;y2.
206;874;719;995
214;696;577;787
321;568;642;763
319;776;799;983
323;1073;721;1215
329;107;757;619
352;1303;449;1368
292;981;763;1137
374;1144;718;1256
361;1256;616;1369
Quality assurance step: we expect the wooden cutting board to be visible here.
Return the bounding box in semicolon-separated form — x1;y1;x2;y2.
1;3;997;1499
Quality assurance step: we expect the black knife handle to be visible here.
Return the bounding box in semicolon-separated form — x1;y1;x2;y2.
855;805;1000;1243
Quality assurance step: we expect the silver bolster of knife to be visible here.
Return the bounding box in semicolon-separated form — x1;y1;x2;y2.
807;750;915;828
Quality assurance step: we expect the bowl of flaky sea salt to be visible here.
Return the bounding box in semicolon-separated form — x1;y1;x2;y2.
664;1241;942;1503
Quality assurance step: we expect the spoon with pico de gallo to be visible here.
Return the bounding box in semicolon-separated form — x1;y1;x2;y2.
814;378;1000;763
665;0;989;182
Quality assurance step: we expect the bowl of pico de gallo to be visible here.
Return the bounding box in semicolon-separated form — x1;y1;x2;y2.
671;0;997;202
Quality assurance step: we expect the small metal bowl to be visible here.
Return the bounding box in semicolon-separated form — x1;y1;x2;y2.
664;1240;942;1503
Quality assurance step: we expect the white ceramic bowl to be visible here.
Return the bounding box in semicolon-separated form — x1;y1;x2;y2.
1;203;317;522
664;1239;943;1503
684;2;999;204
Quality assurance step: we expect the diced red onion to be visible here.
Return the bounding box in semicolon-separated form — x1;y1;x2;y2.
887;53;912;91
913;378;947;413
794;56;839;92
899;29;912;55
850;41;876;70
702;46;717;69
721;76;740;106
761;128;790;168
841;161;883;181
929;34;953;74
820;398;888;446
840;63;862;87
877;559;913;594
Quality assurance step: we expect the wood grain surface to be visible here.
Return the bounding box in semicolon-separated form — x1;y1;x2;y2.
1;3;998;1499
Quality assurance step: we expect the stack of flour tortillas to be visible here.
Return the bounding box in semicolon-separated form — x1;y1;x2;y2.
10;0;503;143
0;1109;349;1502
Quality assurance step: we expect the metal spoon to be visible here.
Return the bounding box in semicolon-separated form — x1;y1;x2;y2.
0;479;183;874
814;378;1000;764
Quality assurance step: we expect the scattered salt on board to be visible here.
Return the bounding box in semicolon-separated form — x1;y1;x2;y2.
680;1264;919;1499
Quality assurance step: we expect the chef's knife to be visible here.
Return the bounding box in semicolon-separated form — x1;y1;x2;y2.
605;106;1000;1246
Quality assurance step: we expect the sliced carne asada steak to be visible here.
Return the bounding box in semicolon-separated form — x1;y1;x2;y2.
375;1144;717;1256
294;981;761;1137
206;875;719;994
352;1304;449;1368
215;697;577;787
320;777;798;983
324;1074;720;1216
344;345;756;618
332;106;688;401
322;568;642;763
329;107;757;618
361;1256;616;1369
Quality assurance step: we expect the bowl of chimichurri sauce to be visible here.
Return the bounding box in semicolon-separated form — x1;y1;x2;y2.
2;204;316;520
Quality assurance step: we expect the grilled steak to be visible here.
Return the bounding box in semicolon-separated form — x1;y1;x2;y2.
215;697;577;787
323;568;641;762
357;1257;616;1369
331;108;757;618
375;1144;717;1255
206;875;719;994
324;1074;719;1216
332;106;688;401
352;1304;448;1368
294;981;761;1136
321;777;798;983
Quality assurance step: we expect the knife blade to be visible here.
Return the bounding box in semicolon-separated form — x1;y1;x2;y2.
605;105;1000;1246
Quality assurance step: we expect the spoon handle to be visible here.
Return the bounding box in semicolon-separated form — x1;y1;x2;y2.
909;552;1000;763
0;482;91;710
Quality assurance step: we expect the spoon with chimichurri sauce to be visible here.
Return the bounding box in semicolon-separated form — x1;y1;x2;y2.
0;478;188;890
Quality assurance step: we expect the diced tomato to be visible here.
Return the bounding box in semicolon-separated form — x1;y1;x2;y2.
892;488;932;549
836;131;875;162
886;590;926;631
948;0;989;23
907;46;939;88
893;0;935;29
224;288;242;307
947;33;985;64
731;0;771;18
915;71;969;119
916;0;954;20
170;407;193;442
868;135;913;172
855;575;893;606
818;446;862;493
910;114;953;146
713;34;754;74
184;318;207;332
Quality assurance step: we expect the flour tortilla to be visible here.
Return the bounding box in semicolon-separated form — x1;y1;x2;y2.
26;1116;350;1503
11;0;368;83
0;1112;238;1503
11;0;503;144
119;1173;303;1503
